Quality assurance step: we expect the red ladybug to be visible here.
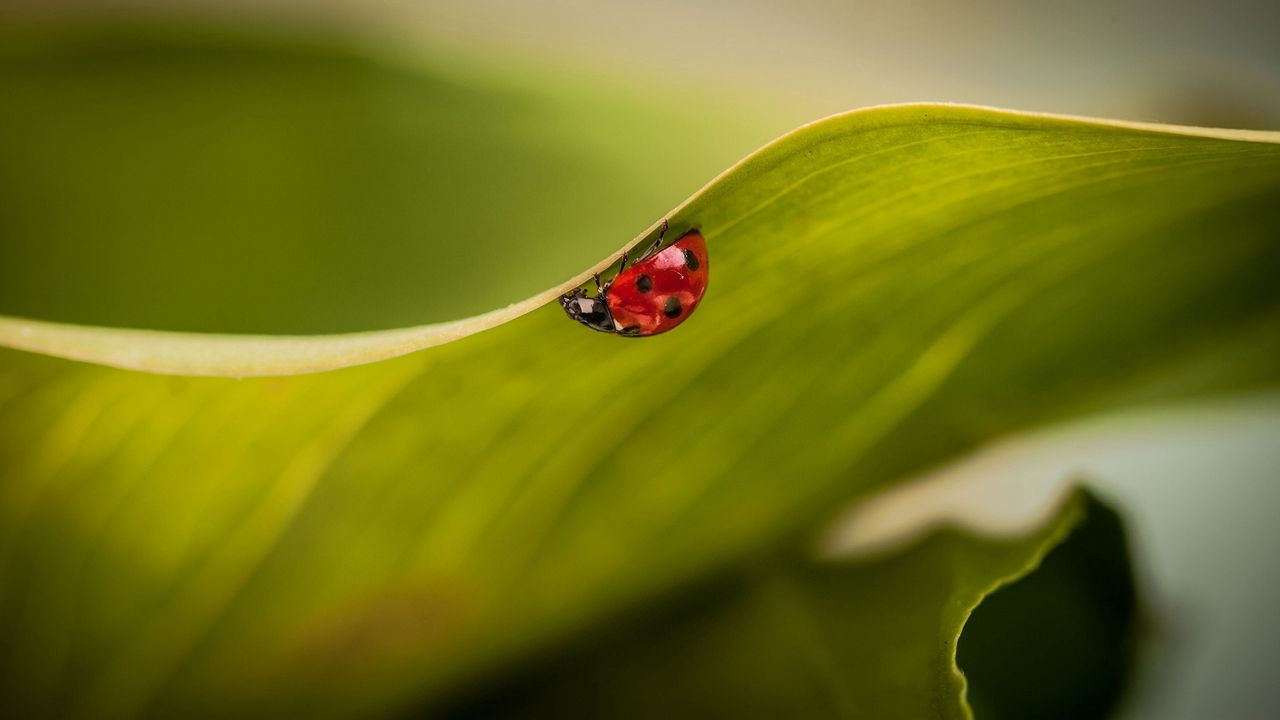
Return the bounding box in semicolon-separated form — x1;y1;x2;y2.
560;222;709;337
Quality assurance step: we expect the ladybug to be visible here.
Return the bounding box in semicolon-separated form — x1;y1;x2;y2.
560;221;709;337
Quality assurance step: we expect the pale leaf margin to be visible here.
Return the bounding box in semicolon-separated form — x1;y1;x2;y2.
1;103;1277;377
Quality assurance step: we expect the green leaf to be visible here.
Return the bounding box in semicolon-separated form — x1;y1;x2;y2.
959;491;1137;720
1;24;1278;719
3;28;1278;376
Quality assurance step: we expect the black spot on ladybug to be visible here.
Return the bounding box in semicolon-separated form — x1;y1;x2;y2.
662;296;683;318
683;249;700;271
635;274;653;293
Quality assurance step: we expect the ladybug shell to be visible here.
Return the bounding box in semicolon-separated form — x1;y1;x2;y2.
607;231;709;336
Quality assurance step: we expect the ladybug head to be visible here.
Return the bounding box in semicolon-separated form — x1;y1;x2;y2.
559;288;617;334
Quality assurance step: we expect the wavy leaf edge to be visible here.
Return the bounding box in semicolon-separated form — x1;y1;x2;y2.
2;101;1277;377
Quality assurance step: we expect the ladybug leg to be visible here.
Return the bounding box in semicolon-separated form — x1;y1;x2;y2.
602;250;628;295
656;218;669;247
592;273;604;295
602;220;667;294
636;219;669;261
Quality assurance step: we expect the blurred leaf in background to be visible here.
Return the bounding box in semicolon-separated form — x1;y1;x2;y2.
449;491;1135;720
